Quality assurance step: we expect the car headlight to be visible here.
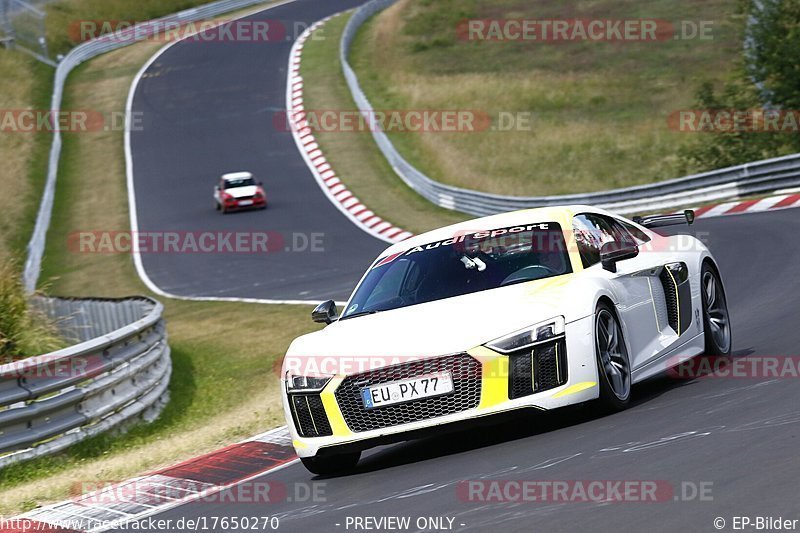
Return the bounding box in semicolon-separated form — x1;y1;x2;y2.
285;372;334;393
486;316;565;354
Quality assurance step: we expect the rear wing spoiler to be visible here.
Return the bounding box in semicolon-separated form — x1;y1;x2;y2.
632;209;695;229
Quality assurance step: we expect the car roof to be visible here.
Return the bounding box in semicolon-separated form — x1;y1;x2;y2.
221;171;253;181
381;205;620;255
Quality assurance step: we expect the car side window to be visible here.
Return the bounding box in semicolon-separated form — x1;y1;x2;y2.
572;214;635;268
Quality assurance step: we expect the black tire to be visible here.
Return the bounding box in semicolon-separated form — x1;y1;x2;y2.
701;263;732;356
215;201;220;211
595;301;632;411
300;452;360;476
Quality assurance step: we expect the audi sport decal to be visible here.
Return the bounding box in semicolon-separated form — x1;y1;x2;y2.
371;223;557;269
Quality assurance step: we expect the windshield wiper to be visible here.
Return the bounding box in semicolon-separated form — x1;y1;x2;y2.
339;309;380;321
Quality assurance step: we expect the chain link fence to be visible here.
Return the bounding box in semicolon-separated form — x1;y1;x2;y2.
0;0;49;60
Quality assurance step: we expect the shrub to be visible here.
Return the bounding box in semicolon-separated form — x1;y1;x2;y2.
0;259;63;361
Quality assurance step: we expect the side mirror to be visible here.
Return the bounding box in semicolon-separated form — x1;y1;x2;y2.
312;300;338;324
600;241;639;273
257;181;263;186
214;185;220;191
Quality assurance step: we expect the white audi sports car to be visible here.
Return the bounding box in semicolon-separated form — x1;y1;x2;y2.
281;206;731;475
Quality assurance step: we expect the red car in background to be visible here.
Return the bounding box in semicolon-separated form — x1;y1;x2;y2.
214;171;267;213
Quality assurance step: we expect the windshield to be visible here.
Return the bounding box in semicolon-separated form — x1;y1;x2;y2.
341;222;571;318
224;177;255;189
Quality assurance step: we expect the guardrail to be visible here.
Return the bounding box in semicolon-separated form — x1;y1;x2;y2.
0;296;170;468
341;0;800;218
22;0;277;292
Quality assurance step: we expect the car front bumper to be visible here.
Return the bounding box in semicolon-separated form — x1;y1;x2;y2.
281;315;599;458
225;198;266;210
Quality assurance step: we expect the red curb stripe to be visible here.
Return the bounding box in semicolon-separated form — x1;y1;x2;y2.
335;191;353;201
381;227;403;239
772;193;800;209
157;441;295;486
726;198;761;214
692;204;717;218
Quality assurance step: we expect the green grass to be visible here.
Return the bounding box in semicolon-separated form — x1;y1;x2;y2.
0;53;54;262
300;13;467;234
348;0;744;195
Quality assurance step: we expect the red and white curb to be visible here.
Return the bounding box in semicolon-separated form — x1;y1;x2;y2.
4;427;296;533
687;192;800;220
286;17;413;244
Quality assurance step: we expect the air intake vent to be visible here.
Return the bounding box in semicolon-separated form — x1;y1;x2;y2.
508;338;567;399
289;394;332;437
659;263;691;335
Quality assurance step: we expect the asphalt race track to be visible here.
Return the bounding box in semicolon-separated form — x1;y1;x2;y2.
128;1;800;531
129;0;382;302
114;208;800;532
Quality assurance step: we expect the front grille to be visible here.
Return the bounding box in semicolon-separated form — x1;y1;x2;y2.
289;393;332;437
508;338;567;399
335;354;481;433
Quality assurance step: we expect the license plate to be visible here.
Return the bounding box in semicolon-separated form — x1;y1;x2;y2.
238;200;253;206
361;372;453;409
